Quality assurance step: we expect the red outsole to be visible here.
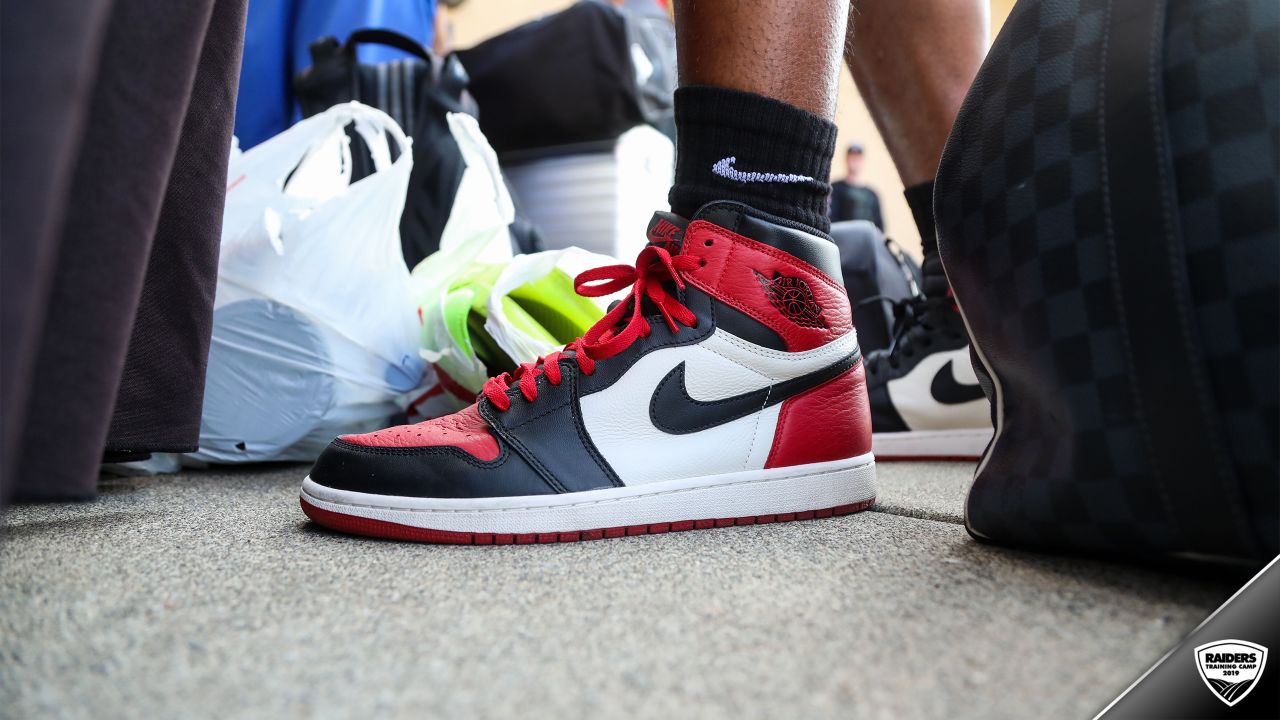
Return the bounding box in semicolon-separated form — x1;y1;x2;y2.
300;496;876;545
874;455;980;462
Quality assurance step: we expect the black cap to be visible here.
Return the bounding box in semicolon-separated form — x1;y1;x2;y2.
847;142;865;155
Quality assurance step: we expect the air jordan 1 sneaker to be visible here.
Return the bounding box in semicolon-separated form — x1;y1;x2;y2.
865;290;993;460
299;202;877;543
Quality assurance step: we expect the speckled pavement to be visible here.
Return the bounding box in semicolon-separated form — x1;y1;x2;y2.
0;462;1234;719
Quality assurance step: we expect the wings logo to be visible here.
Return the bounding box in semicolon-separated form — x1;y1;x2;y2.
1194;640;1268;707
752;270;826;329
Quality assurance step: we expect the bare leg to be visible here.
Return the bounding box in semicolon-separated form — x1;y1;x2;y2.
675;0;849;120
846;0;987;185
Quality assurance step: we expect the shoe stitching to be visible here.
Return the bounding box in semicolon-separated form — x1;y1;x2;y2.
331;439;510;469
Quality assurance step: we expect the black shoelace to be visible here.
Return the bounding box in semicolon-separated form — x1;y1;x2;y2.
858;294;966;372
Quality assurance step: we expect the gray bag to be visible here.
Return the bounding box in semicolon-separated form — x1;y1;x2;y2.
831;220;921;354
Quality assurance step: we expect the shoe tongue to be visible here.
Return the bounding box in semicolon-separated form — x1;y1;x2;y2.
583;212;690;342
646;211;689;246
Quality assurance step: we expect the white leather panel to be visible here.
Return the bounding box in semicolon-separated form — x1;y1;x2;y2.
885;347;989;430
744;403;781;470
579;330;852;486
701;327;860;381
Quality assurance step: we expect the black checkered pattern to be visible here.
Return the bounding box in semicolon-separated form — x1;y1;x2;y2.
1164;0;1280;553
936;0;1278;560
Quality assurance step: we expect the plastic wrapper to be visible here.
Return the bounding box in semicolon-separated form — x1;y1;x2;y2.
191;102;426;463
410;114;618;417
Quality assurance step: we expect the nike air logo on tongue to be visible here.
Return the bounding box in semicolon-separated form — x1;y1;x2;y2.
712;157;814;184
646;212;687;244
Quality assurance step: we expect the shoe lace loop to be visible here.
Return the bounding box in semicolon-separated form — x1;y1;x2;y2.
482;244;701;411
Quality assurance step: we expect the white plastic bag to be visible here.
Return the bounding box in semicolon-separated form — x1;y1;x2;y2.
192;102;427;463
484;247;620;363
409;114;621;415
410;113;517;395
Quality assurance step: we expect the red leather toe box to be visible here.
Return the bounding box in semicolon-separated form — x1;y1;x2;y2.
340;405;501;462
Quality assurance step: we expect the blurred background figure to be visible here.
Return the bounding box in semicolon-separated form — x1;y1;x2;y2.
828;142;883;229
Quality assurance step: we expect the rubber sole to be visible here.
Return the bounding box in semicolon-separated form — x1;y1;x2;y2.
871;428;992;460
299;454;876;544
300;496;875;544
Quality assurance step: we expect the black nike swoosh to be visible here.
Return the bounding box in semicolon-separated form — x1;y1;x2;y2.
650;349;861;435
930;359;985;405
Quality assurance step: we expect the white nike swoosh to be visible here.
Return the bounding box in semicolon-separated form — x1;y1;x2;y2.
712;156;814;184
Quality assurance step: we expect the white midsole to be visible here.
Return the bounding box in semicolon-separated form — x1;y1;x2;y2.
300;453;877;534
872;429;992;459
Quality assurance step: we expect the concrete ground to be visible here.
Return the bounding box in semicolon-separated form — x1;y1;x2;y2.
1;462;1234;719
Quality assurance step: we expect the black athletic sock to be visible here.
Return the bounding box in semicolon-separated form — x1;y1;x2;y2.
903;180;949;297
669;86;838;235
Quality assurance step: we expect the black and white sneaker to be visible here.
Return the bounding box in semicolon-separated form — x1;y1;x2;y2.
865;292;993;459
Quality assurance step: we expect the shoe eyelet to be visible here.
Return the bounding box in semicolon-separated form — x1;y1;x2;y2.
698;259;707;268
704;239;713;247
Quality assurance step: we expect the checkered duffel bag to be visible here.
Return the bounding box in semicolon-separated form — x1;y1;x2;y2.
937;0;1278;568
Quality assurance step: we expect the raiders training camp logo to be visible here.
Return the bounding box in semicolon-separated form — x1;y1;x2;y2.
753;270;826;329
1195;640;1268;706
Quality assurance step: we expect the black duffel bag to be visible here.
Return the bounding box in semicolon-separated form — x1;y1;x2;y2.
294;29;479;268
455;1;675;154
937;0;1278;568
830;220;921;354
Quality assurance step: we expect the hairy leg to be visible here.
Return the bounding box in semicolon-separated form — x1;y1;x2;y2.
675;0;849;120
846;0;987;186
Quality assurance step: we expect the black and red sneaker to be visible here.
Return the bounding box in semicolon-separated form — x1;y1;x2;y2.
299;202;876;544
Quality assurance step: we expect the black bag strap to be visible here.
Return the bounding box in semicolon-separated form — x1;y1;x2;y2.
1101;0;1258;559
343;29;432;63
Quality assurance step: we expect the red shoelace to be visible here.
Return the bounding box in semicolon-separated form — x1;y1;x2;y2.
482;243;702;411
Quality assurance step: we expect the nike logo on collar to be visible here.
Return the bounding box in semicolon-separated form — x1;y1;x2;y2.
930;359;984;405
712;157;815;184
650;349;860;435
